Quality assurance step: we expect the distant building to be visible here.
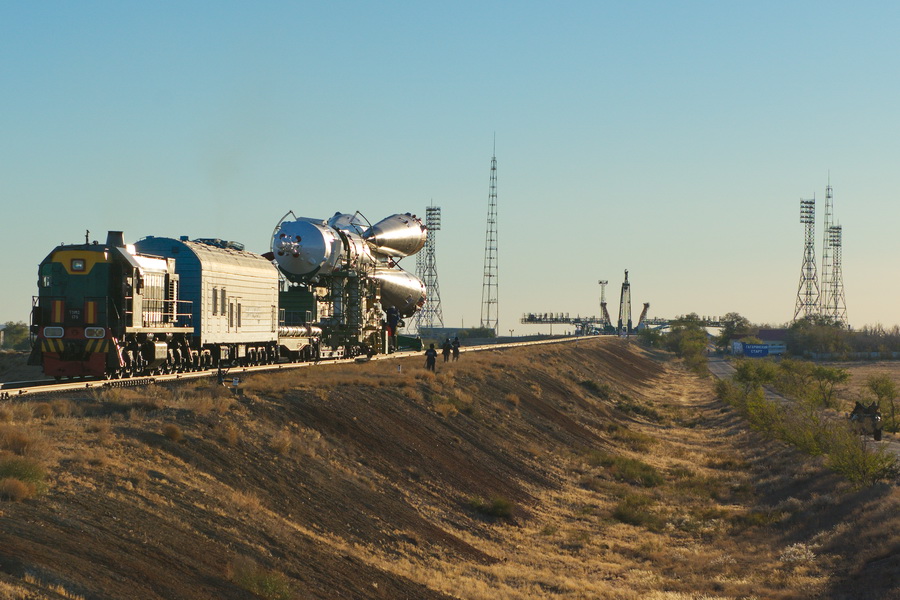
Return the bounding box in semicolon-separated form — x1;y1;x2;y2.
730;328;787;357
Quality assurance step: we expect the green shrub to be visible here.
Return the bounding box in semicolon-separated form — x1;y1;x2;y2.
468;495;514;519
230;556;294;600
588;452;663;487
825;423;899;489
580;380;613;399
0;456;47;498
612;493;661;529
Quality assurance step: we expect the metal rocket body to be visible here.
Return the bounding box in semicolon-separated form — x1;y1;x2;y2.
271;210;427;314
362;213;427;258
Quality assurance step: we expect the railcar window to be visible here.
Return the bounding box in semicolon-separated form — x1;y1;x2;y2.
212;287;218;315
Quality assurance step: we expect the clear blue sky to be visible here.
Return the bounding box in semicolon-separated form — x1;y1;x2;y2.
3;2;900;333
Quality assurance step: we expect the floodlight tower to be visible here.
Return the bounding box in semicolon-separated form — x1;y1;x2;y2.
793;197;820;321
413;204;444;332
819;179;834;317
480;140;499;333
827;224;848;325
617;270;632;334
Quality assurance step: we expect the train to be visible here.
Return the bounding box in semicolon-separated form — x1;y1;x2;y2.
29;211;427;380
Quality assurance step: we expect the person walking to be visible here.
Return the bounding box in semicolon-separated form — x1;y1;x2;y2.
424;343;438;371
441;339;452;363
451;337;460;361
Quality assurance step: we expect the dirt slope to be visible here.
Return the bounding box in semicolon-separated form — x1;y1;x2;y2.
0;339;899;599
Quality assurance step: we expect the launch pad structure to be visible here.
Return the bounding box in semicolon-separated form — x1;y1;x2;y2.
520;270;658;335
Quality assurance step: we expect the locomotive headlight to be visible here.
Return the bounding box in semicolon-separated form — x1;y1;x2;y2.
43;326;64;338
71;258;86;272
84;327;105;339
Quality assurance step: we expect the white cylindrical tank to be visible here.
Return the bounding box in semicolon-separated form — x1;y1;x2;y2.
374;266;426;317
272;219;343;280
363;213;427;258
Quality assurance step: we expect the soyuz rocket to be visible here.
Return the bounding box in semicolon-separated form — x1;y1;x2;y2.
270;211;427;317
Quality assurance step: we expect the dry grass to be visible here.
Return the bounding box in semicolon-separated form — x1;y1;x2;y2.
162;424;183;442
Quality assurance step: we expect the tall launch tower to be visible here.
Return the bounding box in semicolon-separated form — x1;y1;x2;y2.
793;197;820;321
618;270;632;334
413;204;444;332
480;141;499;332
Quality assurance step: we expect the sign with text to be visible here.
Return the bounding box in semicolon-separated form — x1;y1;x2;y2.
742;343;769;358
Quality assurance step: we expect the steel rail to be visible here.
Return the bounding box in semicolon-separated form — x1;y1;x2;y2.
0;334;602;400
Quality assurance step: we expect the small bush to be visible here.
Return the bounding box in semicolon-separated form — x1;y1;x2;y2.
825;423;898;488
0;456;46;497
615;396;663;423
215;422;240;446
580;380;613;399
0;478;34;501
588;452;663;487
32;403;53;419
270;430;293;455
0;426;33;455
162;424;183;442
468;495;514;519
612;493;661;529
779;542;816;566
433;403;458;418
229;556;294;600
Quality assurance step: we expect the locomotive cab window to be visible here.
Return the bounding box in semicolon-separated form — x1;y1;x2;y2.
71;258;86;272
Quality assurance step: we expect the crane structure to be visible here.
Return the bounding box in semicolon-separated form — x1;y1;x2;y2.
480;141;499;333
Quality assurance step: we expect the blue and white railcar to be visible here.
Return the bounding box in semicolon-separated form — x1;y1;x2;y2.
134;236;279;366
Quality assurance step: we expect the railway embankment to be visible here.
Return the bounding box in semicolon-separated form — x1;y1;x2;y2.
0;339;899;599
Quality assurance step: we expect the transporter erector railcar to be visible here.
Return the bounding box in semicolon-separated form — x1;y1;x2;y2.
30;212;427;379
270;211;427;355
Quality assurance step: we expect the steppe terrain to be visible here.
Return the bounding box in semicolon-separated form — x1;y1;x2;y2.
0;339;898;599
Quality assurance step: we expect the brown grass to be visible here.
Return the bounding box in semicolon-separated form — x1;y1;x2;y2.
0;477;35;501
162;424;183;442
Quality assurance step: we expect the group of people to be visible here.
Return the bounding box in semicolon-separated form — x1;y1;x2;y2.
424;337;460;371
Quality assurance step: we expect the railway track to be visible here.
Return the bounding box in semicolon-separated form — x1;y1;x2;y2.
0;335;588;400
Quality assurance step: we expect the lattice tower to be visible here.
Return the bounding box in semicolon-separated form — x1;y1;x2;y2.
826;224;848;325
413;205;444;332
617;270;632;334
480;143;499;332
819;180;833;316
793;198;820;321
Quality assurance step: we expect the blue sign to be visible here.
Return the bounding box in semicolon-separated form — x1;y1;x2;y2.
743;343;769;357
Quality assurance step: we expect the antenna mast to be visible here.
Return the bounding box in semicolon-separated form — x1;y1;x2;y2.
793;197;820;321
480;138;499;333
820;178;833;317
